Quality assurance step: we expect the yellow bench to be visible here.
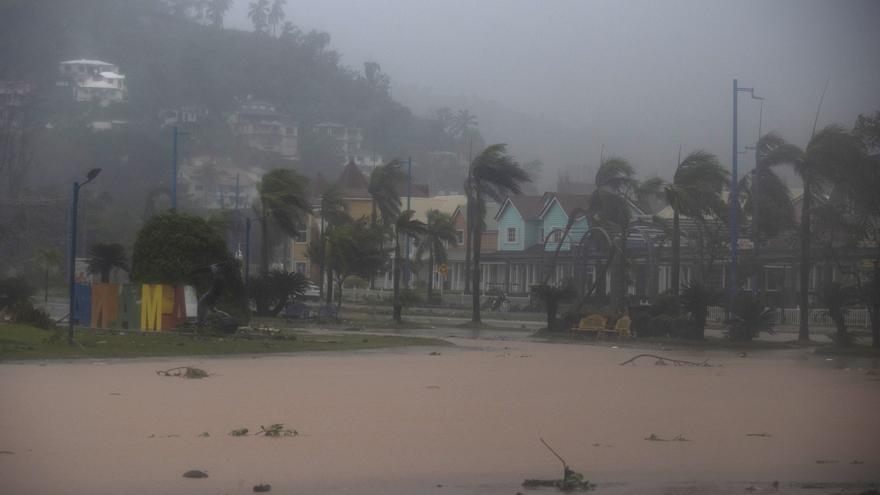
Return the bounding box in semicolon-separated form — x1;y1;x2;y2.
599;315;632;340
571;314;607;339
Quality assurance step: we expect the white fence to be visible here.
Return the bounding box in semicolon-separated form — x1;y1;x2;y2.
707;305;870;328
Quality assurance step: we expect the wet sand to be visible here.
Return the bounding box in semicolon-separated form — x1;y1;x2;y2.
1;338;878;494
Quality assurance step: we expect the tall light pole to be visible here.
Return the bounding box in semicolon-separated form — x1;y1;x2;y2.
244;216;252;300
68;168;102;345
730;79;762;309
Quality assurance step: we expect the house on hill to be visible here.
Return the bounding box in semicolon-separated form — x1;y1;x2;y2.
228;96;298;158
58;59;127;105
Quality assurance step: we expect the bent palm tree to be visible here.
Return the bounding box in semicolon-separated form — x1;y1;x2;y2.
645;151;728;295
418;210;457;304
761;126;863;341
257;168;311;277
393;210;427;322
86;243;128;283
465;144;530;323
587;156;655;311
368;159;404;226
317;186;350;302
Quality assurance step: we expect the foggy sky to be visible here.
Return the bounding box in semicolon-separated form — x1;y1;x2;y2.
229;0;880;188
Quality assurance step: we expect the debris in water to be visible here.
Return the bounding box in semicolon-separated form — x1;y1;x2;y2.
746;433;772;437
257;424;298;437
522;438;592;492
253;483;271;492
183;470;208;478
229;428;249;436
156;366;209;379
198;432;210;438
429;351;442;356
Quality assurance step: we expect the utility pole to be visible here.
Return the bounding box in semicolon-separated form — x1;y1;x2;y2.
750;97;764;295
730;79;761;311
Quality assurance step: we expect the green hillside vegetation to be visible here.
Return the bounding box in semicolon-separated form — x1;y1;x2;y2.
0;0;476;278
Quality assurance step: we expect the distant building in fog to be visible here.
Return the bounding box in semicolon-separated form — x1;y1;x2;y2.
58;59;127;105
228;96;298;158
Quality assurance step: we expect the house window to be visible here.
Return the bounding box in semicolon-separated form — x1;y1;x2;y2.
456;230;464;245
507;228;517;243
295;262;307;274
553;230;563;243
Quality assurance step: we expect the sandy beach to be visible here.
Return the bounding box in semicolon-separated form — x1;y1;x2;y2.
1;337;878;494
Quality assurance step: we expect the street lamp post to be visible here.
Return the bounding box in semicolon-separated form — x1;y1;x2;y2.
68;168;102;345
730;79;762;310
244;216;252;299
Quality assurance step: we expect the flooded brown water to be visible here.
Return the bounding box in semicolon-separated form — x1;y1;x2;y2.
1;338;878;494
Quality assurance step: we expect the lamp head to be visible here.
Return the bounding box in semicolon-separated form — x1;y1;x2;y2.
86;168;102;181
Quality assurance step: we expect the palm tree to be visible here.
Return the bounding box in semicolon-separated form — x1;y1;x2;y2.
417;210;457;304
318;186;350;303
206;0;232;28
586;156;639;311
643;151;728;295
465;144;530;323
34;247;63;301
761;126;863;341
393;210;427;322
86;243;128;283
268;0;286;36
451;110;478;138
257;169;311;277
247;0;269;33
368;159;404;226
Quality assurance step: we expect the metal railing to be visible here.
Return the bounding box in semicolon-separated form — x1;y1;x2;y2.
707;305;870;328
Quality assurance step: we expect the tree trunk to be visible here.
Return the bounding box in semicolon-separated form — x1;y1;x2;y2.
393;236;402;322
101;267;110;283
337;277;343;307
325;269;333;305
427;244;434;305
464;196;472;294
798;182;811;341
671;210;681;295
260;211;270;277
471;223;482;323
44;266;49;302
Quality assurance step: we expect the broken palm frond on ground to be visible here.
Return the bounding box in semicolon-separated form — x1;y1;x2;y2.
619;354;712;367
156;366;209;378
257;423;298;437
522;438;592;492
228;424;298;437
644;433;691;442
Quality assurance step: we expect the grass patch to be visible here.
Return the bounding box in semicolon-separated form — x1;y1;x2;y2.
0;323;450;361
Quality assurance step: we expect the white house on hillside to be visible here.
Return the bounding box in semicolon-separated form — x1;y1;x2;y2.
58;59;127;105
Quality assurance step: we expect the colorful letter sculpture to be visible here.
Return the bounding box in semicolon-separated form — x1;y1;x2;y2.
73;283;196;331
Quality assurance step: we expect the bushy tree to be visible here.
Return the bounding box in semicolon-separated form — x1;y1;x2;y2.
131;212;233;286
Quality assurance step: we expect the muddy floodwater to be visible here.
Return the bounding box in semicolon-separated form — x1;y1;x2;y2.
1;338;878;494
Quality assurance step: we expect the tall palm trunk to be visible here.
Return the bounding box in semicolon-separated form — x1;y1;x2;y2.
871;246;880;348
427;244;435;304
260;210;270;277
798;181;811;341
44;265;49;302
393;236;402;322
671;210;681;295
464;198;472;294
471;223;482;323
325;268;334;305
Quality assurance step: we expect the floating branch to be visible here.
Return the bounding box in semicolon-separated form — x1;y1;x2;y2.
619;354;712;367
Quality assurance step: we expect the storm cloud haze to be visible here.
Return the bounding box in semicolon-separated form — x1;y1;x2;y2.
228;0;880;186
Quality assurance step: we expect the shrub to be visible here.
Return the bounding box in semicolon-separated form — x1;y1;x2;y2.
726;293;774;342
248;270;308;316
0;276;34;312
680;282;723;339
10;303;55;330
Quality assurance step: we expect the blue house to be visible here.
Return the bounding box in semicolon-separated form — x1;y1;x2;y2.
495;195;544;251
